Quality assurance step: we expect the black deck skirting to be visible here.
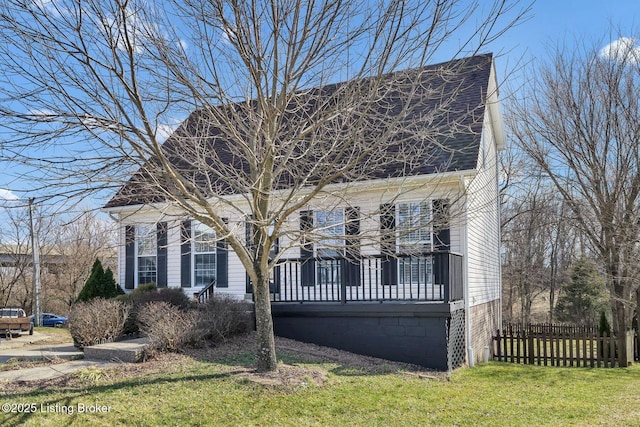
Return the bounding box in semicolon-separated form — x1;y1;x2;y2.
272;301;464;371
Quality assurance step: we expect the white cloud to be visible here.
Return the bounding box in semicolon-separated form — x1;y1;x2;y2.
32;0;68;17
156;118;184;142
599;37;640;63
0;188;19;201
33;0;52;8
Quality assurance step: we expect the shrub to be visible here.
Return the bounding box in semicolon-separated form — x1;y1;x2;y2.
555;257;608;325
121;287;193;336
69;299;130;348
136;296;253;356
133;287;193;309
599;311;611;336
195;295;254;343
137;302;199;354
76;259;125;302
131;283;158;296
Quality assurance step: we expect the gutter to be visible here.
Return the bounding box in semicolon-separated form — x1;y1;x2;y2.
102;169;480;216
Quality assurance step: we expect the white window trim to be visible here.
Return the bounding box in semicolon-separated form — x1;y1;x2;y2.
135;224;157;288
313;209;345;258
396;200;433;251
396;201;434;287
313;209;345;286
191;221;217;288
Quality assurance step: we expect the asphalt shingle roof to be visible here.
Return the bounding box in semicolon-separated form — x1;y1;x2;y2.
105;53;493;209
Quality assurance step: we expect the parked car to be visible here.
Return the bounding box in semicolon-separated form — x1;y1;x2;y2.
30;313;68;327
0;307;33;336
0;308;27;318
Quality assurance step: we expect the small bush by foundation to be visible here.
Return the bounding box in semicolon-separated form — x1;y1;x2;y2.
119;286;193;336
136;296;253;356
195;296;254;343
69;299;130;348
137;301;199;354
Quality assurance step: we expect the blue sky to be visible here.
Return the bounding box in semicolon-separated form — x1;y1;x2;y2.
492;0;640;84
1;0;640;217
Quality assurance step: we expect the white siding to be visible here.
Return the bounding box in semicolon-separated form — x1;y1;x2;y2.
464;113;501;307
226;241;247;297
113;178;467;301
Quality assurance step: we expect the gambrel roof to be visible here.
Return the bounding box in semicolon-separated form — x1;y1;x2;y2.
106;53;495;209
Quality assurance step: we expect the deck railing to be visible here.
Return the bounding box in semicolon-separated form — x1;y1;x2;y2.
270;251;463;303
195;279;216;304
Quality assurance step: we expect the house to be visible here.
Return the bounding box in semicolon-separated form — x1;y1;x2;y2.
104;53;504;371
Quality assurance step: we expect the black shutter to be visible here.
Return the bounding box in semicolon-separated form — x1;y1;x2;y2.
180;221;191;288
343;207;361;286
216;218;228;288
300;210;315;286
380;203;397;286
156;222;168;288
433;199;450;251
125;225;135;290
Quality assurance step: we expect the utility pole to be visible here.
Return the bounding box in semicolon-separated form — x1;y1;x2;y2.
28;197;41;327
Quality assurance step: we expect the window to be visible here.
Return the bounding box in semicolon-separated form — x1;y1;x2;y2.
193;221;217;287
397;201;433;286
315;210;344;285
136;225;157;286
397;201;432;253
314;210;344;257
399;256;433;286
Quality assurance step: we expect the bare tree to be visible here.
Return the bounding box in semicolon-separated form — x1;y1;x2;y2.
0;0;527;371
501;183;578;324
500;144;581;324
0;202;55;312
42;212;117;315
509;35;640;365
0;207;32;308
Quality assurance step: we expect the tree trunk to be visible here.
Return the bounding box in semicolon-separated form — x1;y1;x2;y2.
636;287;640;331
507;280;514;323
633;287;640;362
253;271;278;372
548;286;555;323
614;299;629;367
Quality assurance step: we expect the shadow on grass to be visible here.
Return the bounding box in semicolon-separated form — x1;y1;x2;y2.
0;370;246;426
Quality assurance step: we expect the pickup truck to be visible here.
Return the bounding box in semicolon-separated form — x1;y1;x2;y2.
0;308;34;338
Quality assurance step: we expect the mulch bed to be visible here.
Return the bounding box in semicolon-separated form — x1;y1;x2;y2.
0;332;444;395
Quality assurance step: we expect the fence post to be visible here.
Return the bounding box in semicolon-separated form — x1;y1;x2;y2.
527;325;534;365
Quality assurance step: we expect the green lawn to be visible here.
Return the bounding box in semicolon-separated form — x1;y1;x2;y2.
1;338;639;426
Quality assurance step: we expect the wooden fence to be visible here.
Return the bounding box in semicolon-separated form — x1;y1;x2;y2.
493;323;639;368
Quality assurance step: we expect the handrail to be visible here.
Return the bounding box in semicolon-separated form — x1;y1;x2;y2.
195;279;216;304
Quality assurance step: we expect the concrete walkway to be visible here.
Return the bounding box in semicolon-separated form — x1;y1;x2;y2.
0;334;148;383
0;343;82;363
0;359;118;382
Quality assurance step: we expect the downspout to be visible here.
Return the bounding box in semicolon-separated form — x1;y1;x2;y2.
460;174;473;367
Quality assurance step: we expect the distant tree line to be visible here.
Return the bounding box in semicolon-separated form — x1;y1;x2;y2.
503;31;640;366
